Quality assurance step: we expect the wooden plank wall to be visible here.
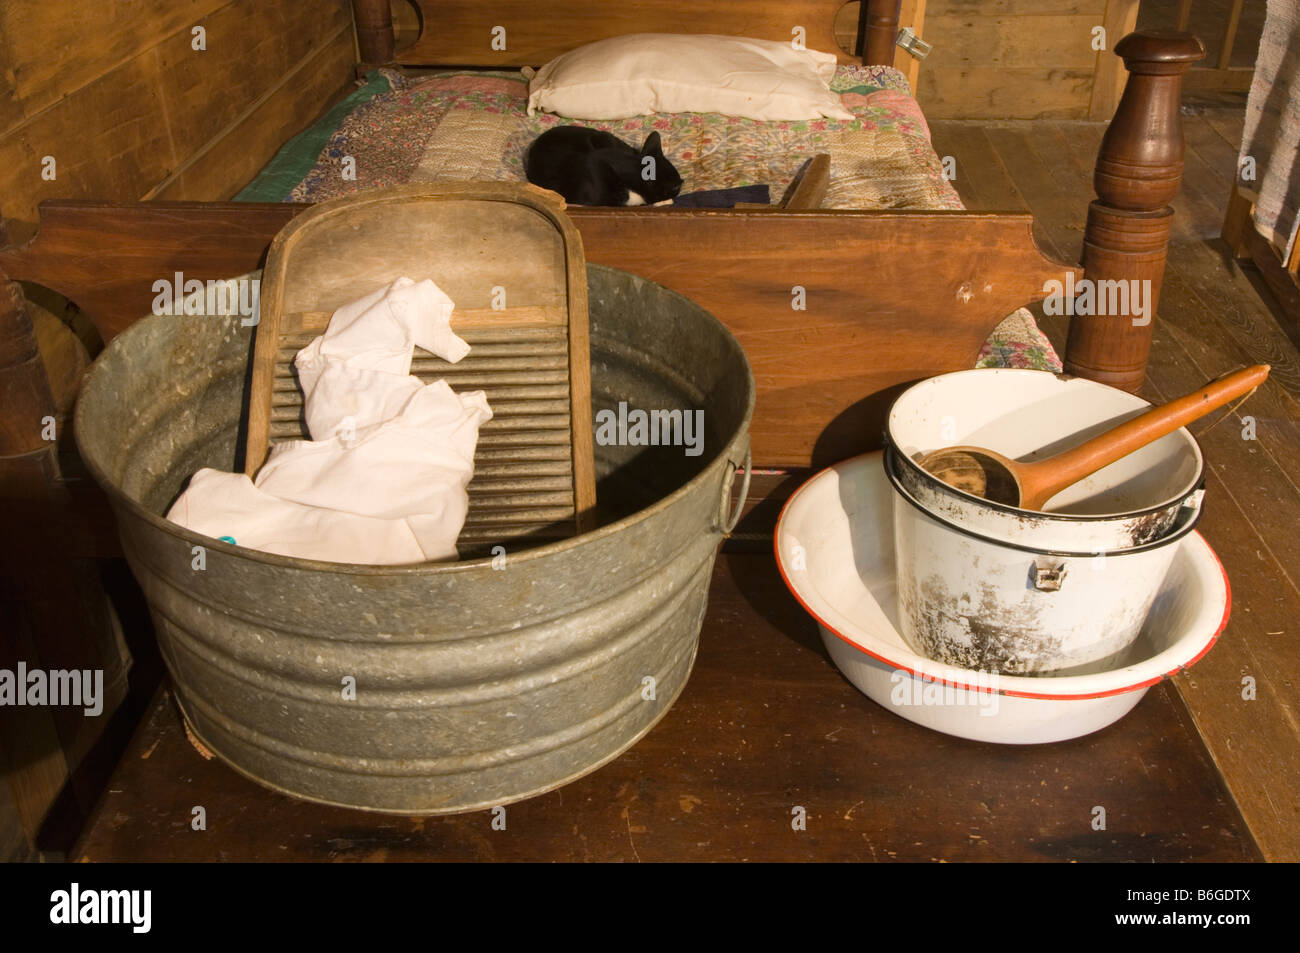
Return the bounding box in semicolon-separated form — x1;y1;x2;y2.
0;0;358;236
0;0;357;861
915;0;1138;120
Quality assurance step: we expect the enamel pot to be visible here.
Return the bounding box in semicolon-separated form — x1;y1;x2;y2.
885;445;1201;675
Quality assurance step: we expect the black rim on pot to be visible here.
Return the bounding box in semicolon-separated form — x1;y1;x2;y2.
883;444;1204;558
881;372;1206;524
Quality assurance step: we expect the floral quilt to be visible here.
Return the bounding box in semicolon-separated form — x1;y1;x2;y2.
290;66;961;210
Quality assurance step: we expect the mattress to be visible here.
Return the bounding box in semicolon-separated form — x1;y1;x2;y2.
244;66;957;209
239;66;1059;370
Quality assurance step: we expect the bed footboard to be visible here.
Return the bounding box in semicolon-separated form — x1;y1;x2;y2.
0;202;1073;469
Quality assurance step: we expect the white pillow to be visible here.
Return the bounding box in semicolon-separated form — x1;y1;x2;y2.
527;33;854;122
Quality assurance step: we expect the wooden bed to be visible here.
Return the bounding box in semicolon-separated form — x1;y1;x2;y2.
0;0;1209;852
0;2;1206;463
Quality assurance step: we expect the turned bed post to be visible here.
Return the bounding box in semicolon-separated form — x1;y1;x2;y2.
352;0;395;66
1064;31;1205;393
860;0;902;65
0;217;59;504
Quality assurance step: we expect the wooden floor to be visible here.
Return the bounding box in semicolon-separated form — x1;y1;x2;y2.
932;113;1300;862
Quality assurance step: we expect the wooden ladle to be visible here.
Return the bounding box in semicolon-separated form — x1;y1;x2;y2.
918;364;1270;510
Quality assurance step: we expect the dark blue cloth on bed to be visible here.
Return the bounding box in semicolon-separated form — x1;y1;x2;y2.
672;185;770;208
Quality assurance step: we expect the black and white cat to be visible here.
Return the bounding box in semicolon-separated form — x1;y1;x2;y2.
525;127;683;207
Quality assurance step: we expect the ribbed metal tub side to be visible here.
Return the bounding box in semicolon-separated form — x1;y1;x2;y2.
75;265;754;814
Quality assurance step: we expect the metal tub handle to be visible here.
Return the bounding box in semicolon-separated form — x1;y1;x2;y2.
717;446;752;537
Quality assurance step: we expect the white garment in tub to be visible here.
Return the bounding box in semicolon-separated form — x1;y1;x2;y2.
166;277;491;564
167;468;430;565
255;381;492;559
295;277;471;440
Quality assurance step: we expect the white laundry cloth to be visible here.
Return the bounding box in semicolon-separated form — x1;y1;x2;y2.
255;381;491;559
167;277;491;564
167;468;430;565
295;276;470;440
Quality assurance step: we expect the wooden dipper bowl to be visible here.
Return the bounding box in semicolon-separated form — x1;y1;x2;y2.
918;364;1270;510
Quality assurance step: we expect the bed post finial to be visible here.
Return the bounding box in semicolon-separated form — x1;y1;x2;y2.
1064;31;1205;394
353;0;395;66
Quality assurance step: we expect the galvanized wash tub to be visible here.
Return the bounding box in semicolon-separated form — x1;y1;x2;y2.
75;264;754;814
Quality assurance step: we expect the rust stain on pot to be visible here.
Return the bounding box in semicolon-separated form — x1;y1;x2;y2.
1117;509;1175;547
902;574;1065;675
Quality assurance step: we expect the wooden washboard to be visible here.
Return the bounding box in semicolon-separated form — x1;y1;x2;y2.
244;183;596;555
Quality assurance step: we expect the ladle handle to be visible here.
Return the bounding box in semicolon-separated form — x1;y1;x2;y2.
1019;364;1270;508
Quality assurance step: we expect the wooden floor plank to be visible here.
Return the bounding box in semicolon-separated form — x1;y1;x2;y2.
1152;266;1300;607
980;123;1087;265
927;122;1028;213
1167;241;1300;398
1010;121;1103;351
1204;111;1246;156
1027;122;1104;260
1156;316;1300;506
1181;114;1244;247
1185;111;1244;179
1176;123;1251;243
1141;326;1300;862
